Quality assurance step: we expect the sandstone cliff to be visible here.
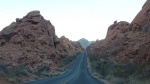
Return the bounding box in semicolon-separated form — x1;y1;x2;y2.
56;36;82;57
0;10;82;83
87;0;150;65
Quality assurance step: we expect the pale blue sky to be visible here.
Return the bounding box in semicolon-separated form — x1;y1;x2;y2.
0;0;146;41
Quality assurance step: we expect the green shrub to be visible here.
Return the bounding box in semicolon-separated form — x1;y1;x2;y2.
0;64;9;76
88;53;111;78
40;71;50;77
61;52;80;67
88;54;99;62
36;64;50;76
99;62;110;78
112;78;126;84
113;67;126;78
88;53;150;83
0;65;30;83
37;65;50;72
7;77;21;83
13;66;29;77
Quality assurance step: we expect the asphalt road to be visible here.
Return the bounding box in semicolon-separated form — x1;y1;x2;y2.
26;52;105;84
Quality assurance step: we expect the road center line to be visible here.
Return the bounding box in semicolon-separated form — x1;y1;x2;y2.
61;54;84;84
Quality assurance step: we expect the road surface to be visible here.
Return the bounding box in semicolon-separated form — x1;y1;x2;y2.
26;52;105;84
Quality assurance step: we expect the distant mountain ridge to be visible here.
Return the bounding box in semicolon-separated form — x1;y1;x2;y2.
78;38;93;49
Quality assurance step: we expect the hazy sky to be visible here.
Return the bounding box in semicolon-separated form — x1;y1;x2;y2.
0;0;146;41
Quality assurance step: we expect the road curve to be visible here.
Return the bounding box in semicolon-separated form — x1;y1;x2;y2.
26;52;105;84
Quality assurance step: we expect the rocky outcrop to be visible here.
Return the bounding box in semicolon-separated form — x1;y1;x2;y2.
87;21;131;54
87;39;104;54
105;21;130;43
56;36;82;57
0;10;82;72
87;0;150;66
132;0;150;32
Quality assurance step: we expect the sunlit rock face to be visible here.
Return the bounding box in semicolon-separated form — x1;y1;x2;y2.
0;10;82;69
87;0;150;65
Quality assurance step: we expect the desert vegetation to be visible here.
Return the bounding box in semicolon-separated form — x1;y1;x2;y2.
88;53;150;84
0;52;80;84
60;52;80;71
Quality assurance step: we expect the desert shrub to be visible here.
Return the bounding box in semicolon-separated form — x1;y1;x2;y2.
99;61;111;78
113;67;127;78
61;52;80;67
145;70;150;78
111;64;133;78
133;63;145;75
37;65;50;72
40;71;50;77
0;65;30;83
88;53;111;78
88;54;99;62
0;64;9;76
7;77;21;83
36;64;50;76
17;66;29;77
112;78;126;84
88;53;150;83
88;53;147;78
0;64;29;77
26;66;34;73
7;66;29;78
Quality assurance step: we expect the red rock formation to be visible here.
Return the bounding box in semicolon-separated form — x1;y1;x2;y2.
56;36;82;58
87;0;150;65
105;21;130;42
132;0;150;31
0;10;82;71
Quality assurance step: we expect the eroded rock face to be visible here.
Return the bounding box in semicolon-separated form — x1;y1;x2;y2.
0;11;82;69
132;0;150;32
57;36;74;55
87;21;131;55
105;21;130;43
87;0;150;65
87;39;104;54
56;36;82;57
